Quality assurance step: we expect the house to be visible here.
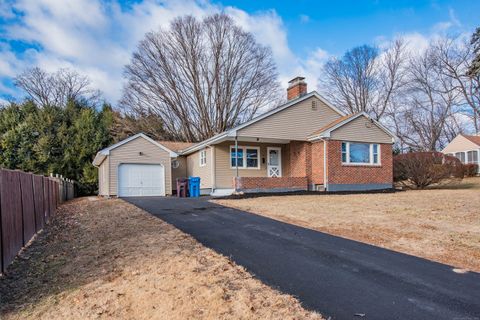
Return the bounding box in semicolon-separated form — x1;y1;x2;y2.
442;134;480;174
93;77;396;197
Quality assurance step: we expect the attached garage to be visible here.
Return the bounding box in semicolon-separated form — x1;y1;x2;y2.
93;133;181;197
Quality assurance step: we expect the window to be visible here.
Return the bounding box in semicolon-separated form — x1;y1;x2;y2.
341;142;347;162
231;147;244;168
373;144;379;164
199;149;207;167
246;148;259;168
341;142;380;165
455;152;466;163
350;143;370;163
230;146;260;169
467;150;478;164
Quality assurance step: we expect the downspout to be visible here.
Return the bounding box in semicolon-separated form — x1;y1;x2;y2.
234;136;239;191
322;138;328;192
210;145;216;194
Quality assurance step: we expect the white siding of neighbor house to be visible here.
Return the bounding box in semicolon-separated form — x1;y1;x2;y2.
237;96;342;140
186;147;212;189
330;115;393;144
108;136;172;196
442;135;480;153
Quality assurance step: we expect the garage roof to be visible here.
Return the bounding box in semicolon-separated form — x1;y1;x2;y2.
93;133;179;166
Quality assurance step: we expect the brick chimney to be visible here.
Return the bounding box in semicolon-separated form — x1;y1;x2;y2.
287;76;307;100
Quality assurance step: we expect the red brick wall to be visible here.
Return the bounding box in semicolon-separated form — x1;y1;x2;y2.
310;141;325;185
233;176;308;191
289;141;309;177
229;140;392;192
326;140;393;185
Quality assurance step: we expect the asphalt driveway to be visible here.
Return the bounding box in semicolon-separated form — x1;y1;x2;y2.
125;196;480;320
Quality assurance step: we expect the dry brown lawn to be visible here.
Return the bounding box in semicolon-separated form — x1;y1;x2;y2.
0;198;321;320
215;177;480;273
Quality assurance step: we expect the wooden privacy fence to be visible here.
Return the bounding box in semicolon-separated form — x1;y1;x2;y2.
0;169;75;273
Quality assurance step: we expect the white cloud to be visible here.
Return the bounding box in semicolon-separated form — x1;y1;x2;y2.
1;0;470;106
299;14;310;24
1;0;320;102
1;0;219;102
226;8;296;74
432;7;461;33
0;97;9;106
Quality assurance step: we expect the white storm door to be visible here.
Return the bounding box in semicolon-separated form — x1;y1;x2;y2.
118;164;165;197
267;147;282;177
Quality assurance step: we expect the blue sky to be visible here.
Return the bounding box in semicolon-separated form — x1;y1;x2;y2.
220;0;479;55
0;0;478;104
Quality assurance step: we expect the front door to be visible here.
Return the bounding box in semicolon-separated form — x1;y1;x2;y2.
267;147;282;177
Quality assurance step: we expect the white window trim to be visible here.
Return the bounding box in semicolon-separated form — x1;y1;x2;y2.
341;142;381;166
199;149;207;167
230;145;261;170
461;149;479;164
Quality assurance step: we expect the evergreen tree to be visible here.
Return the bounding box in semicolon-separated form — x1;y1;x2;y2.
469;27;480;77
0;99;113;195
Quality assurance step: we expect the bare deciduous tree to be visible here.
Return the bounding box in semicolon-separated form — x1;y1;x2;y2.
14;67;101;107
392;46;461;151
433;37;480;132
320;40;407;120
122;14;280;142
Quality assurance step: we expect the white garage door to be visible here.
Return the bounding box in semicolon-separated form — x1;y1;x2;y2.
118;164;165;197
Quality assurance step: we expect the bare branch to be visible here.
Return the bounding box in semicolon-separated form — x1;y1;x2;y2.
121;14;281;142
14;67;101;107
319;40;408;121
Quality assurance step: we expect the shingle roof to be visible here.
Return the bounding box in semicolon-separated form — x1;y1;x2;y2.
308;113;358;138
463;134;480;146
156;141;196;153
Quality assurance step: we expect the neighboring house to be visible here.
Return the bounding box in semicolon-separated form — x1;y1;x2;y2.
93;77;396;197
442;134;480;174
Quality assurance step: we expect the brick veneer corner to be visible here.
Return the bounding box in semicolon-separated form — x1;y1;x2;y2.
326;140;393;185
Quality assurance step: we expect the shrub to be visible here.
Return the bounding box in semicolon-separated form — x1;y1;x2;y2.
393;152;463;189
463;163;479;177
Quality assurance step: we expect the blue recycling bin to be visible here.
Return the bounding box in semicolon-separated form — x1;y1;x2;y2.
188;177;200;197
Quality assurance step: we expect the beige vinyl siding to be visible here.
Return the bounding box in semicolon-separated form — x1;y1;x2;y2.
108;136;172;195
214;141;290;188
98;157;109;196
237;96;341;140
186;148;212;189
330;115;392;144
442;135;480;153
171;156;187;190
